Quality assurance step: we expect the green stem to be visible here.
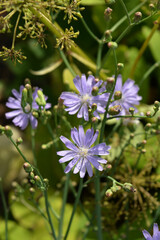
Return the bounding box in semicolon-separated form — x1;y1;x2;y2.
118;0;131;25
58;173;70;240
58;48;76;77
11;11;21;49
96;41;104;77
8;136;56;239
81;17;101;43
64;178;83;240
95;170;103;240
0;178;8;240
44;190;57;239
31;128;37;167
134;151;142;170
100;49;118;143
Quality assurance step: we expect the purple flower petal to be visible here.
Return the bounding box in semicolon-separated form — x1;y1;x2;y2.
64;156;79;173
60;136;78;151
87;155;103;171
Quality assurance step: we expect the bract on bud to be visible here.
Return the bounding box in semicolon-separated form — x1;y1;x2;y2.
37;90;46;107
114;91;122;100
16;137;23;145
21;88;28;108
129;107;135;115
134;12;142;23
108;105;122;115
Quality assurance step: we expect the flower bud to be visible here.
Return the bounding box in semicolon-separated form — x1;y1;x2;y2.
32;111;39;118
130;133;134;139
145;123;151;130
141;149;146;154
106;77;115;91
106;164;112;169
91;117;98;123
146;111;151;117
108;41;118;49
4;125;13;137
104;30;112;42
104;7;112;21
105;189;113;197
142;140;147;145
154;100;159;108
129;107;135;115
117;63;124;71
92;103;97;111
24;78;31;85
34;175;41;183
108;105;122;115
36;90;46;107
29;187;35;194
30;171;35;179
114;91;122;100
23;162;33;173
124;183;136;192
21;88;28;108
16;137;23;145
92;86;99;96
149;3;155;11
134;12;142;23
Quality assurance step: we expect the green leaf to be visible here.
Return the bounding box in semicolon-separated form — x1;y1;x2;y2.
30;59;62;76
81;0;105;5
0;220;31;240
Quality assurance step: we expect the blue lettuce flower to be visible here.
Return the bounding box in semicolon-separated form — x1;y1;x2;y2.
142;223;160;240
5;85;51;130
109;75;142;116
60;74;109;121
57;125;111;178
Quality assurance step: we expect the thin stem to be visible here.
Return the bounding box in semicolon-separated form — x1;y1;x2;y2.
58;48;76;77
100;49;118;143
64;178;83;240
8;136;56;239
31;128;37;167
48;202;60;221
4;9;16;20
0;178;8;240
81;17;101;43
44;190;57;239
95;170;103;240
110;0;148;32
139;61;160;87
134;151;142;170
11;11;21;49
58;173;70;240
96;41;104;77
118;0;131;25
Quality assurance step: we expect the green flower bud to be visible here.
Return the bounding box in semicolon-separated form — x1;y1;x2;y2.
104;7;112;21
108;41;118;49
114;91;122;100
23;163;33;173
5;125;13;137
16;137;23;145
92;103;97;111
92;86;99;96
105;189;113;197
149;3;155;11
32;111;39;118
21;88;28;108
134;12;142;23
29;187;35;194
36;90;46;107
145;123;152;131
129;107;135;115
141;149;146;154
91;117;98;124
0;125;5;135
30;171;35;179
117;63;124;71
146;111;151;117
108;105;122;115
124;183;136;192
105;0;116;4
104;30;112;42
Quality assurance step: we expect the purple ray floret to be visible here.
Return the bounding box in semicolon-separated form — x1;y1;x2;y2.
60;74;109;121
5;85;51;130
142;223;160;240
109;75;142;116
57;125;111;178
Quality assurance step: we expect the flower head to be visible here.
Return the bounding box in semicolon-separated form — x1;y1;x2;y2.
57;125;111;178
60;74;109;121
142;223;160;240
109;75;142;116
5;85;51;130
